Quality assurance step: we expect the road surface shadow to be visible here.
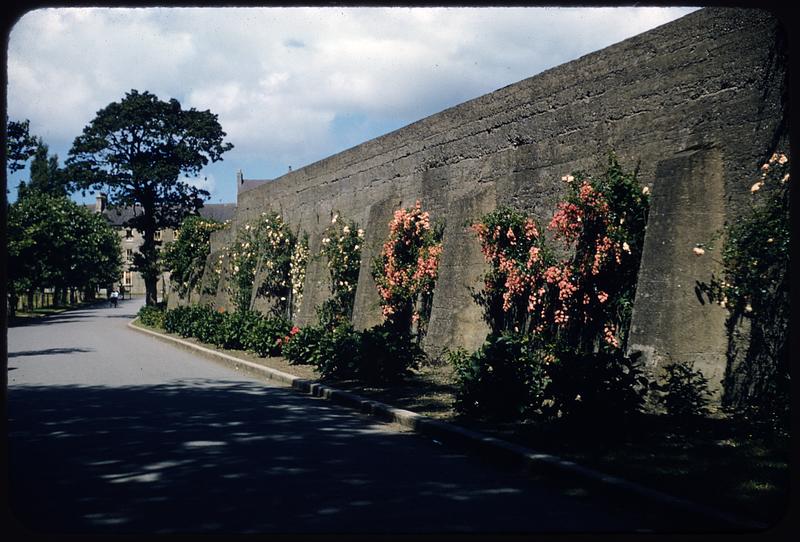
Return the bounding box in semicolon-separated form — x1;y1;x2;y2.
8;347;94;358
6;379;724;535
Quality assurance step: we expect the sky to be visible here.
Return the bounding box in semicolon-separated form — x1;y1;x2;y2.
6;6;699;206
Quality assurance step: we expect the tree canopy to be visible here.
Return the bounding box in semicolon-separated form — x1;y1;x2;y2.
65;89;234;304
6;117;38;173
162;215;226;302
8;190;122;313
18;139;68;198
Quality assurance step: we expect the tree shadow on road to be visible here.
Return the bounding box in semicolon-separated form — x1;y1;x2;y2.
5;378;715;535
8;347;94;358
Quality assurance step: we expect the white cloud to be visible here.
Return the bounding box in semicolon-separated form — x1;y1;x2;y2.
7;6;698;203
181;173;217;198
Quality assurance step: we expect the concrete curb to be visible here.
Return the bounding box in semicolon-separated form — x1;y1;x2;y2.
128;319;767;531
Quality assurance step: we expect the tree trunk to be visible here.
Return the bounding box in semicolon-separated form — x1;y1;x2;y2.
145;276;158;305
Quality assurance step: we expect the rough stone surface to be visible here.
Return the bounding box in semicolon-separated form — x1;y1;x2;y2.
627;147;729;397
194;8;787;395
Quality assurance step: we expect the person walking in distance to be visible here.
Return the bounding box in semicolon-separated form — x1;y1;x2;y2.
110;287;119;308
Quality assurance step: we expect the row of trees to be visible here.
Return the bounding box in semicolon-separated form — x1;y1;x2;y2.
7;89;235;309
7;119;119;313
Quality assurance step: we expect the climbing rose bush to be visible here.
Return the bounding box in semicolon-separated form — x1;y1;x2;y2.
372;201;443;336
696;151;789;429
225;212;296;316
289;233;309;318
470;207;556;335
163;216;226;301
318;213;364;328
472;155;650;353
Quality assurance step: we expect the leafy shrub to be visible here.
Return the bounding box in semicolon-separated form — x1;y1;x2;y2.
205;309;255;350
163;305;194;336
137;303;166;328
310;324;363;380
163;305;290;358
190;306;226;346
240;314;292;357
451;333;551;421
655;361;712;419
281;325;327;365
545;349;648;421
358;324;423;383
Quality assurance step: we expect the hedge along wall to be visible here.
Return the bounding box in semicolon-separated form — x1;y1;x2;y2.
198;8;787;397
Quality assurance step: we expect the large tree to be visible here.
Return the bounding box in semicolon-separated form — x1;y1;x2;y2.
65;89;234;305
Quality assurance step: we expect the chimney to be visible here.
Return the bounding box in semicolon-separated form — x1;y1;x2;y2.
95;192;107;213
237;169;243;185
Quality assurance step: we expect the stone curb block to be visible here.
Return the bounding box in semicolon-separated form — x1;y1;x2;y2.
128;320;766;531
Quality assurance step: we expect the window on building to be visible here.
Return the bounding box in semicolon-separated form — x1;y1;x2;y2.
173;229;180;240
154;229;162;241
125;229;133;239
126;249;133;261
123;271;132;287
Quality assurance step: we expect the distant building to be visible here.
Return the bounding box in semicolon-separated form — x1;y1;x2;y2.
87;193;236;298
87;170;269;299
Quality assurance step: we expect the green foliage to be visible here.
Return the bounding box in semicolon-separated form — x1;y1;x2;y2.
545;349;648;421
655;361;711;419
460;155;651;423
697;152;790;430
26;140;67;197
281;325;327;365
358;324;424;383
214;309;262;350
163;305;195;336
137;303;166;328
6;117;37;173
163;304;291;357
451;333;551;421
224;212;296;316
163;215;226;300
281;322;421;383
65;89;234;305
7;190;122;311
317;213;363;329
240;314;293;357
191;307;227;346
309;324;364;380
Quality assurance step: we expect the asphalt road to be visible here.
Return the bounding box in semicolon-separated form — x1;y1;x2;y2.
7;297;710;535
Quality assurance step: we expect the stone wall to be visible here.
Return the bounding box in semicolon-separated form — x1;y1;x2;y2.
199;7;788;394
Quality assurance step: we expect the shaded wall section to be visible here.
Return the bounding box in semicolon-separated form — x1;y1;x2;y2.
197;8;787;393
